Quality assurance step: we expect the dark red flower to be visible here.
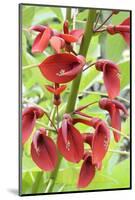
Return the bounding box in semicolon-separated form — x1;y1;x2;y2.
99;98;128;142
92;121;110;164
31;128;58;171
77;152;96;188
57;114;84;163
22;106;44;144
31;25;65;54
59;20;84;43
107;17;130;46
95;59;120;99
73;117;110;164
39;53;85;83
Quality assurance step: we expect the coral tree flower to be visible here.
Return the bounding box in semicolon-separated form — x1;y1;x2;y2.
31;128;58;171
95;59;120;99
31;25;65;53
57;114;84;163
22;106;44;144
73;118;110;164
107;17;130;46
39;53;85;83
77;152;96;188
99;98;128;142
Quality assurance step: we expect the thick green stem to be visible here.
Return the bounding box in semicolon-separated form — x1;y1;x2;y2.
66;9;97;113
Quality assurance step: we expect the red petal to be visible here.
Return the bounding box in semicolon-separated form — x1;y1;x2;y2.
50;36;65;53
63;20;69;34
82;133;94;147
32;27;52;53
103;63;120;99
22;112;36;144
73;118;100;128
120;17;130;26
111;107;121;142
111;99;128;115
57;125;84;163
77;154;95;188
61;119;68;144
39;53;82;83
92;122;110;164
70;29;84;40
60;33;78;43
31;129;58;171
30;25;46;32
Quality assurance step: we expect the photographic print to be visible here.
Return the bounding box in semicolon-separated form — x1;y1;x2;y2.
19;3;131;196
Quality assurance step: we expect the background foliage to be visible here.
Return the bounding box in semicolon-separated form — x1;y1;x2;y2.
21;5;130;194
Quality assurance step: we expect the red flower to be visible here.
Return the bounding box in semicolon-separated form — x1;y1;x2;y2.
99;98;128;142
107;17;130;46
22;106;44;144
31;25;65;53
77;152;96;188
59;20;84;43
95;59;120;99
39;53;85;83
57;114;84;163
73;118;110;164
31;128;58;171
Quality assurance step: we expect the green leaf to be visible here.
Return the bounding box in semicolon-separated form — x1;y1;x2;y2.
22;6;35;27
119;60;130;90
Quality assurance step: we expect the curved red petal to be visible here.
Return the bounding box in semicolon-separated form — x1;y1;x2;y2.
57;125;84;163
55;85;67;95
22;112;36;144
32;27;52;53
50;36;65;53
70;29;84;40
45;85;55;94
60;33;78;43
111;99;128;115
77;155;95;188
120;17;130;26
30;25;46;32
31;130;58;171
103;63;120;99
39;53;81;83
111;107;121;142
92;122;110;164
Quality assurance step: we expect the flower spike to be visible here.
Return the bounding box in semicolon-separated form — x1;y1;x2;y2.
31;128;58;171
22;106;44;144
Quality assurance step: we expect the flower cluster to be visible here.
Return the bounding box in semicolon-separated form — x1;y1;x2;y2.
22;14;130;189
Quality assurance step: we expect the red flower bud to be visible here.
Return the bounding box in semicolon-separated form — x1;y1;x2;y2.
22;106;44;144
95;59;120;99
39;53;85;83
99;98;128;142
57;114;84;163
31;128;58;171
77;152;95;188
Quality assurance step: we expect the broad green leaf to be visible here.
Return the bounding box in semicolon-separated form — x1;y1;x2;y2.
22;6;35;27
119;60;130;90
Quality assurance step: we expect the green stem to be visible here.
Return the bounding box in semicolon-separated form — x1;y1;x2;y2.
23;63;38;70
66;7;71;22
32;171;44;193
80;91;130;104
66;9;97;113
36;121;56;132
